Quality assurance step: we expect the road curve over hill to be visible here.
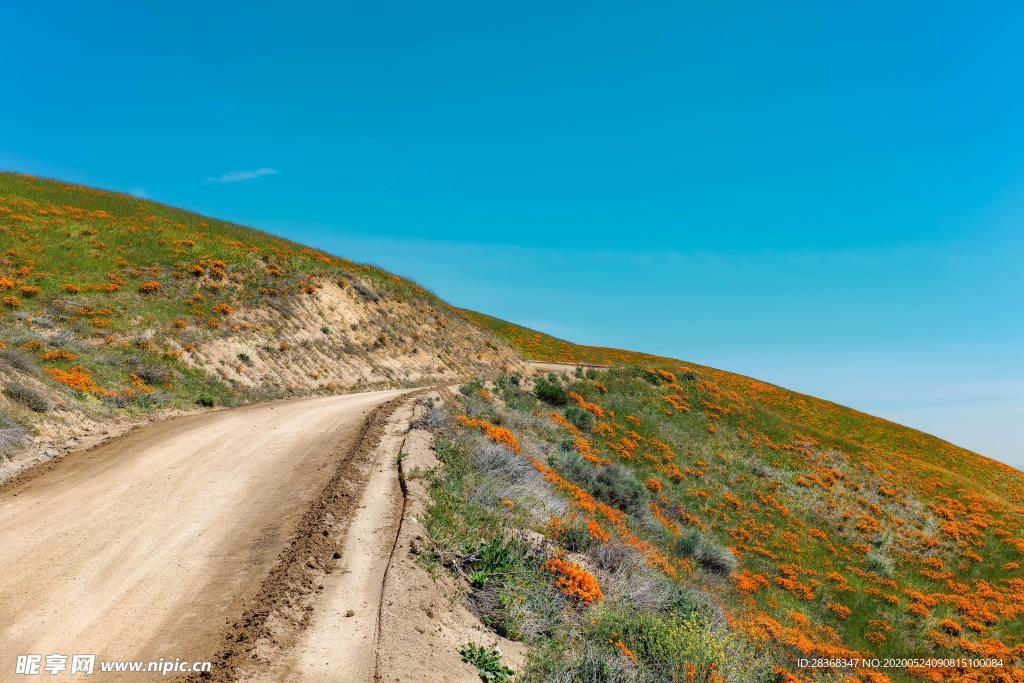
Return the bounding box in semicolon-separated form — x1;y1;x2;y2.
0;389;406;680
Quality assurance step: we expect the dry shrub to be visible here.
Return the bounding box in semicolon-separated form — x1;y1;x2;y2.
0;414;28;460
1;348;39;375
4;382;52;412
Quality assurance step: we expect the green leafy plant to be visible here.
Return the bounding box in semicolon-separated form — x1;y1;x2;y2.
460;642;514;682
465;538;521;588
564;405;595;432
533;378;567;406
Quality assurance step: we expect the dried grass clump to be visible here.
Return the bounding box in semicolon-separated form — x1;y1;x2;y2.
0;414;28;460
4;382;52;412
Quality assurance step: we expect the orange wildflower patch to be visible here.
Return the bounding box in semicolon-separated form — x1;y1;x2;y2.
455;415;521;454
787;610;811;628
865;619;893;645
645;367;678;384
827;603;852;620
543;555;603;604
128;374;154;394
738;612;784;641
40;350;77;362
46;366;111;396
529;456;598;515
138;280;161;293
734;570;770;594
211;303;234;315
19;285;40;297
612;639;637;664
722;491;742;510
774;569;816;601
663;393;691;413
568;391;603;417
607;431;641;461
907;602;930;618
550;411;608;465
61;283;81;293
586;518;610;543
3;296;21;308
649;501;682;536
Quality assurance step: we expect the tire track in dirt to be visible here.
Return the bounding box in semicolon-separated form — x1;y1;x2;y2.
199;390;428;682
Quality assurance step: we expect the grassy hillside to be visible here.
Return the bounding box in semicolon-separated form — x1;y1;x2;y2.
449;313;1024;681
0;172;516;472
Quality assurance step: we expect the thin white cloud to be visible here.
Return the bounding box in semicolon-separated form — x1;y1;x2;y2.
204;168;278;184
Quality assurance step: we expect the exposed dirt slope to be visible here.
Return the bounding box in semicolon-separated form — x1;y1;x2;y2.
375;405;527;683
0;172;521;482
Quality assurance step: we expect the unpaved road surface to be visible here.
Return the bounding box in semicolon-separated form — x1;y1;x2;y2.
247;398;417;682
528;361;608;374
0;389;404;680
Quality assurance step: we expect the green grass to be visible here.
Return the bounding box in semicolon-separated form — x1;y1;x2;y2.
430;368;1024;681
0;172;453;411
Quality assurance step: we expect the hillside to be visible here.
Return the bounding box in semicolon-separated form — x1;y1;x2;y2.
2;173;1021;681
445;312;1024;681
0;172;519;478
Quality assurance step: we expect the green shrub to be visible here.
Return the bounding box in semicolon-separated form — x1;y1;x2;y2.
695;543;737;577
673;529;737;577
522;639;630;682
553;516;593;553
590;609;772;682
460;642;514;682
472;566;562;643
465;537;522;588
534;378;567;406
551;452;645;515
865;549;894;577
496;374;535;412
564;405;595;432
592;464;645;514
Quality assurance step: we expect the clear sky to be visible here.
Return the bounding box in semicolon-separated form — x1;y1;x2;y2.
3;2;1022;467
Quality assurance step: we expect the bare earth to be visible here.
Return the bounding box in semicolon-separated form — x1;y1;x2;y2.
245;396;416;682
0;389;404;681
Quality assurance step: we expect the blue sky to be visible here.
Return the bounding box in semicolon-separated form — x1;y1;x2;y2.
3;1;1021;467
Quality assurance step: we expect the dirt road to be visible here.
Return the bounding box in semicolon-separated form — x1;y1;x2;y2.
245;397;418;682
0;389;404;680
529;361;608;374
